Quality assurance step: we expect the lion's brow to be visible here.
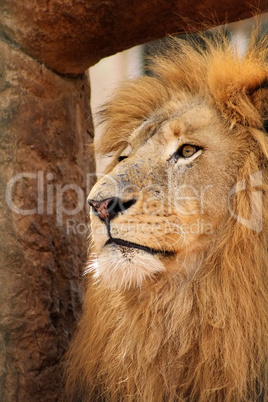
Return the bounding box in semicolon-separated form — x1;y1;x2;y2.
136;118;166;143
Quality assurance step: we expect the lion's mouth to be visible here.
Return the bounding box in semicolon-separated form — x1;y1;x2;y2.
105;237;174;257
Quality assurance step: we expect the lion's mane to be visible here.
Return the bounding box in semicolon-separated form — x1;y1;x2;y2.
65;31;268;401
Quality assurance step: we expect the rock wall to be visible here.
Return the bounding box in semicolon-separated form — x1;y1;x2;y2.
0;0;263;74
0;39;94;401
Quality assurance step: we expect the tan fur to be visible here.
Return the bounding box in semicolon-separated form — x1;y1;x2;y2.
65;31;268;401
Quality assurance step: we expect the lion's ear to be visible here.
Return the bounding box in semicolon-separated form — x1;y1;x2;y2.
249;81;268;133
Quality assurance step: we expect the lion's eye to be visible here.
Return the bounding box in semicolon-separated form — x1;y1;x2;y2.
117;144;132;163
175;144;201;160
118;155;128;162
181;144;197;158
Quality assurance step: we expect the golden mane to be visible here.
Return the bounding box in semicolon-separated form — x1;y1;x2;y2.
95;31;268;158
65;31;268;401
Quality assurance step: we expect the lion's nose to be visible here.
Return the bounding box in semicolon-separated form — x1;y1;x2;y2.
88;197;136;222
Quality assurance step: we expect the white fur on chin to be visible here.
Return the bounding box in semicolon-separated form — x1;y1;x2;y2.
87;244;166;290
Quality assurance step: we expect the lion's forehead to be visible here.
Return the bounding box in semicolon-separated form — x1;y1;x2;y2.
130;98;219;148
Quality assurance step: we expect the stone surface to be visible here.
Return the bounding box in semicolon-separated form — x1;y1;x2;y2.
0;0;265;74
0;39;95;401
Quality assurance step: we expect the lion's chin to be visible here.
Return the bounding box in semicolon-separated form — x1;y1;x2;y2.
89;241;166;290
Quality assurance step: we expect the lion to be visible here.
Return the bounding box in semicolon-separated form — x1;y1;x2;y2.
65;31;268;401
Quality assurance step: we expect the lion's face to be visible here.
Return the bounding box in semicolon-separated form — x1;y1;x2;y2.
66;35;268;402
88;96;245;289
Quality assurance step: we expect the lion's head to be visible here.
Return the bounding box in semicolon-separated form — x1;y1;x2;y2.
66;32;268;401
